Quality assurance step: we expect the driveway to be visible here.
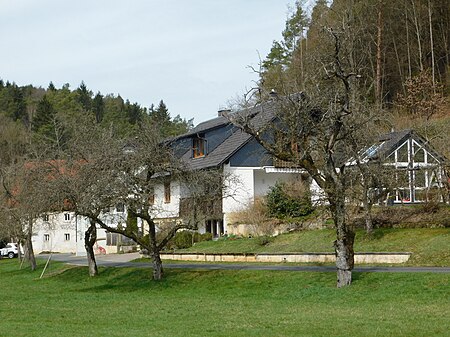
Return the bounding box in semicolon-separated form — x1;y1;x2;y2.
38;253;450;273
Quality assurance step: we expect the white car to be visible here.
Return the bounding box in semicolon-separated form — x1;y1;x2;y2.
0;243;22;259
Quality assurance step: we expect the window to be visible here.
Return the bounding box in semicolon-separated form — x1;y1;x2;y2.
414;148;425;163
64;233;70;241
192;135;206;158
148;186;155;205
106;232;135;246
397;143;409;162
43;214;49;222
116;203;124;213
164;181;171;203
44;234;50;242
64;213;70;221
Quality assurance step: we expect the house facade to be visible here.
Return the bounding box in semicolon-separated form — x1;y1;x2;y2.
149;106;308;236
362;129;448;204
30;106;448;254
32;205;130;255
151;111;449;236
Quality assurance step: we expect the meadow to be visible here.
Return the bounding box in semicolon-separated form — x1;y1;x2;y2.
1;258;448;337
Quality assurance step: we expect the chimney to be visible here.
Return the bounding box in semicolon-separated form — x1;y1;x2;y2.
269;89;278;100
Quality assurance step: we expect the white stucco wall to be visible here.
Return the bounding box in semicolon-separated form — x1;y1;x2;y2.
150;180;182;219
33;212;86;254
222;165;255;230
253;169;303;197
32;210;127;256
223;165;255;213
222;165;308;230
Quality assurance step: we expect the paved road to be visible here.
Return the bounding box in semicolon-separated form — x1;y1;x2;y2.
38;253;450;273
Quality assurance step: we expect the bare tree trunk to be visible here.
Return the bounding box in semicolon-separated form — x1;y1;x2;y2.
412;0;424;72
392;36;405;95
363;199;374;236
360;173;374;235
428;0;435;87
375;0;383;105
25;220;36;271
85;221;98;277
152;253;164;280
331;192;355;288
149;221;163;280
405;3;412;78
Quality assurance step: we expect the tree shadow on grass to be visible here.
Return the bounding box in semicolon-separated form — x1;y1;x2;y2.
53;266;211;293
358;229;386;242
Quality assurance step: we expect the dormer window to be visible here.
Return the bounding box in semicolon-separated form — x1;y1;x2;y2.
193;134;206;158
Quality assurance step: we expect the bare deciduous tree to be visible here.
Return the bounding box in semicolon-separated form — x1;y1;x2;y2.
229;28;373;287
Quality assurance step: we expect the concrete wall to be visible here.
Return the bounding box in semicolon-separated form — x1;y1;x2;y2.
160;252;412;264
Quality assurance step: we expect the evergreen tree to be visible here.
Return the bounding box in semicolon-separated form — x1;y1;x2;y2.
1;84;28;125
92;92;104;123
48;82;56;91
152;100;171;126
76;81;92;112
125;100;142;125
32;95;56;138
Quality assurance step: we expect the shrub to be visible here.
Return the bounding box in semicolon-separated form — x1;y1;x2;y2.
227;197;277;235
173;231;194;249
197;232;213;242
164;231;214;250
256;235;273;246
266;181;313;219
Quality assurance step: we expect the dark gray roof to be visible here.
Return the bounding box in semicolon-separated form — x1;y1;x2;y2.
169;100;278;170
191;116;229;134
369;129;447;163
375;129;412;158
180;128;252;169
171;97;305;170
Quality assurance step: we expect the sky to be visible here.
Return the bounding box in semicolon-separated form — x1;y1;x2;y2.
0;0;313;125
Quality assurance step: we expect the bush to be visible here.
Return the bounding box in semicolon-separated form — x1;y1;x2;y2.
165;231;214;250
266;181;314;219
364;205;450;229
227;198;277;235
173;231;194;249
197;232;213;242
256;235;273;246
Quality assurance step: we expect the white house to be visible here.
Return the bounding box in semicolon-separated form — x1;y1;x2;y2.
150;107;449;236
32;205;130;256
150;103;308;236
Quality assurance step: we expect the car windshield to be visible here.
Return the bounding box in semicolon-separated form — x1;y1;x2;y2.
5;245;13;248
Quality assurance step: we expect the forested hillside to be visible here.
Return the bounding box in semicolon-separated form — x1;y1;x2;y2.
259;0;449;157
0;80;192;165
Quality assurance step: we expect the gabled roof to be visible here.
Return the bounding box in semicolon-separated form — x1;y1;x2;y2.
171;100;280;170
365;129;448;163
189;116;229;135
181;128;252;170
375;129;412;159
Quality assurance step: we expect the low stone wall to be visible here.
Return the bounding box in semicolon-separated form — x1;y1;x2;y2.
160;252;411;264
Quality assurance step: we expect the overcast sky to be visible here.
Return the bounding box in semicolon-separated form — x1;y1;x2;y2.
0;0;313;124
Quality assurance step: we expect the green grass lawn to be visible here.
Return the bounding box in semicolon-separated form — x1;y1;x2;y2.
1;259;449;337
178;228;450;266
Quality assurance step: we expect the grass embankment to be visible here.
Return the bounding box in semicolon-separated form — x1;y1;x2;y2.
178;228;450;266
0;259;449;337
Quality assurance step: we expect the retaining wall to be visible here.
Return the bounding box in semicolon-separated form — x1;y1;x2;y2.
159;252;411;264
